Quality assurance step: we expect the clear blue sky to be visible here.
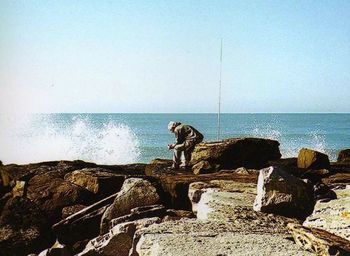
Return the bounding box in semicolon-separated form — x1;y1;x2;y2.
1;0;349;113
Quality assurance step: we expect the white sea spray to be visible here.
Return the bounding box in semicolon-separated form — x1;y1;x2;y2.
0;114;140;164
250;121;335;160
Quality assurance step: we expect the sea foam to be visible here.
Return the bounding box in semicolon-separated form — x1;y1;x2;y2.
0;114;140;165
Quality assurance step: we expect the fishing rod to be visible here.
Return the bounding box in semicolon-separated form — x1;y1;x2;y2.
217;39;223;141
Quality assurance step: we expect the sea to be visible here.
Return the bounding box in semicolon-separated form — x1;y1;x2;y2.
0;113;349;165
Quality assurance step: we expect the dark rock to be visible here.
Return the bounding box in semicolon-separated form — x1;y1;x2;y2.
53;192;119;246
145;159;173;176
0;197;53;256
100;178;160;234
301;169;331;183
313;182;337;202
64;168;125;198
322;172;350;187
61;205;86;219
297;148;330;170
253;166;315;219
288;223;350;255
27;171;93;222
337;149;350;163
192;160;216;175
190;138;281;169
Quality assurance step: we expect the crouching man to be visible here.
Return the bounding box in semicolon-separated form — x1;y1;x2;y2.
167;121;204;169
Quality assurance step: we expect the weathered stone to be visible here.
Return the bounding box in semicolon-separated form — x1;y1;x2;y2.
297;148;330;170
78;218;160;256
109;205;166;229
162;209;195;221
322;172;350;187
61;205;86;219
11;180;27;197
53;192;119;246
313;182;337;201
135;219;312;256
190;138;281;169
301;169;330;182
303;188;350;241
27;171;93;222
100;178;160;234
288;223;350;256
0;197;53;256
189;180;256;220
64;168;125;197
253;166;315;219
145;159;172;176
337;149;350;163
191;160;216;175
147;167;258;210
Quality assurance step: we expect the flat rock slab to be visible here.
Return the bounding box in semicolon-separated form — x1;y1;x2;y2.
189;180;256;220
136;219;312;256
303;188;350;241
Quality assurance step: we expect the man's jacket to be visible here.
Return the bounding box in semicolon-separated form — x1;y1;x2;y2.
174;123;203;150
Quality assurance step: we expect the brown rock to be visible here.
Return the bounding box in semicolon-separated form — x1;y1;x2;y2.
297;148;330;170
64;168;125;198
337;149;350;163
190;137;281;169
61;205;86;219
191;160;216;175
27;171;93;222
288;223;350;255
0;197;53;256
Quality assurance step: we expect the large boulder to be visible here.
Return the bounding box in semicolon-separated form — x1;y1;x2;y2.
100;178;160;233
64;168;125;198
27;171;93;222
337;149;350;163
78;217;161;256
303;187;350;241
253;166;315;219
190;138;281;169
288;223;350;256
297;148;330;170
0;197;53;256
188;180;256;220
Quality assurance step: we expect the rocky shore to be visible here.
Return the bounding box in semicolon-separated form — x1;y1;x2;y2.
0;138;349;256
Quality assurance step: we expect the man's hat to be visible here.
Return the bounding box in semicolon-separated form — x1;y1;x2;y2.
167;121;176;131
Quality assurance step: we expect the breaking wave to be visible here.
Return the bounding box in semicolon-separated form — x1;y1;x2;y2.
251;123;334;160
0;114;140;165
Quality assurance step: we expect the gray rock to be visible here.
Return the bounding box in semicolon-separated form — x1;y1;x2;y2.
188;180;256;220
303;187;350;241
100;178;160;234
253;166;315;219
135;219;312;256
78;217;160;256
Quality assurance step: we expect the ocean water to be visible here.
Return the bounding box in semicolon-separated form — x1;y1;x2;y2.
0;113;349;165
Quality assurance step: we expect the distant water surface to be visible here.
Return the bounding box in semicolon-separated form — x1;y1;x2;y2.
0;113;349;164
